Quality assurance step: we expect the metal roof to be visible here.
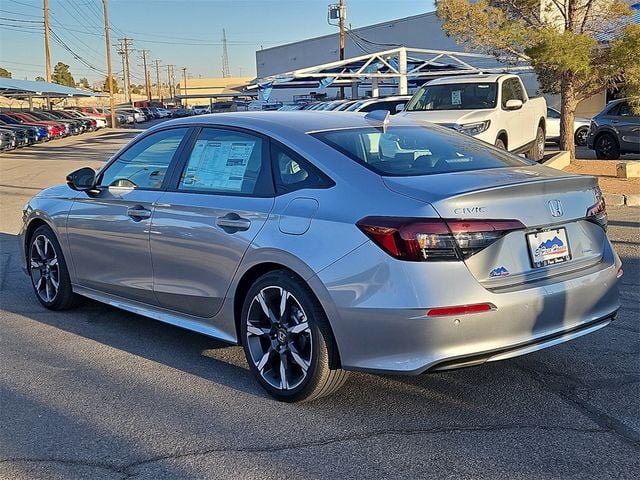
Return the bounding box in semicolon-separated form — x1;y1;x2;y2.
0;78;104;98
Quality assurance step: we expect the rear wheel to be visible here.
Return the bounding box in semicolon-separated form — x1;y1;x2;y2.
574;126;589;147
28;225;79;310
594;133;620;160
241;270;348;402
526;126;545;162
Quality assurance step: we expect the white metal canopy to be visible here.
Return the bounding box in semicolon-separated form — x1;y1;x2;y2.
250;46;532;97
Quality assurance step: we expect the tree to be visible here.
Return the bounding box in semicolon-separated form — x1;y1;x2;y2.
35;76;45;82
0;67;11;78
52;62;75;87
436;0;640;158
103;76;118;93
78;77;90;88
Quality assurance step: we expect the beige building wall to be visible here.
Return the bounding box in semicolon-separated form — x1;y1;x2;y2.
177;76;253;107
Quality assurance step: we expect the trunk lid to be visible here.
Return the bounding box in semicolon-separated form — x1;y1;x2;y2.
382;166;606;287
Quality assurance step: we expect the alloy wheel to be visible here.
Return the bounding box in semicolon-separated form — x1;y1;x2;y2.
245;286;313;391
596;135;615;157
575;127;588;146
29;234;60;303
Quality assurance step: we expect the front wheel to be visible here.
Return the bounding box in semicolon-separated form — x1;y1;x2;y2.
526;126;545;162
574;126;589;147
241;270;348;402
28;225;79;310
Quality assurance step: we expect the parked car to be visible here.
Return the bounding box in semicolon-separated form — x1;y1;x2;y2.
47;110;95;132
401;74;547;160
171;108;195;117
192;105;211;115
61;110;105;129
344;95;412;115
0;127;17;150
0;120;39;145
21;111;620;402
587;98;640;160
29;111;83;135
545;108;590;146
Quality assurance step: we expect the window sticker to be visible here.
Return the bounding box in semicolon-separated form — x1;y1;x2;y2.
181;139;255;192
451;90;462;105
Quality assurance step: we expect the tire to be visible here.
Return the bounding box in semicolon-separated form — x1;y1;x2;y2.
240;270;349;402
526;125;545;162
594;133;620;160
574;126;589;147
28;225;80;310
494;137;507;150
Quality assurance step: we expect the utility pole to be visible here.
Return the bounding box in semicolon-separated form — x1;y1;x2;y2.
119;37;133;108
338;0;346;99
102;0;116;128
140;49;151;102
43;0;52;82
166;64;175;100
182;67;188;107
154;59;162;103
43;0;52;108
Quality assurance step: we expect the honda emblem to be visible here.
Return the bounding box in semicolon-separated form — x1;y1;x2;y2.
548;199;563;217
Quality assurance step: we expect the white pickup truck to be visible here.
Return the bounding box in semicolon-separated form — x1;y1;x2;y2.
399;74;547;161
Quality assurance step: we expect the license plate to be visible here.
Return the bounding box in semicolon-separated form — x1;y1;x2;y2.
526;228;571;268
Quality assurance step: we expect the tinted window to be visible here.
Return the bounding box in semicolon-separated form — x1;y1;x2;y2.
618;102;636;117
272;143;334;194
406;83;498;111
313;126;532;177
178;128;270;196
547;108;560;119
359;100;406;114
501;78;525;107
99;128;187;189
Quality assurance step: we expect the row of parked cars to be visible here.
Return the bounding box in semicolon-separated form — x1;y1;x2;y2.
280;74;639;160
0;109;107;152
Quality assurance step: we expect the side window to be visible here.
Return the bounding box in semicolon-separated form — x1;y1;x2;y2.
99;128;187;189
618;102;632;116
272;143;334;194
547;109;560;119
178;128;271;196
501;79;525;107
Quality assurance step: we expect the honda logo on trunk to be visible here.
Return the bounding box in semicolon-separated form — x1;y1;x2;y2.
548;199;563;217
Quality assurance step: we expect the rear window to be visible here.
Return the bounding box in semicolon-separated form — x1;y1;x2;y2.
312;126;532;177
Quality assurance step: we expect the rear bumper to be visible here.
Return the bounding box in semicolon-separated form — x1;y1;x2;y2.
316;240;621;375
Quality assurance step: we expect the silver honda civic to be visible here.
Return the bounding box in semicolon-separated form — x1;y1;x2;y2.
20;111;622;402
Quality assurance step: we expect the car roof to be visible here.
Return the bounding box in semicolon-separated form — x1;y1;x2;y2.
147;110;420;135
426;74;508;85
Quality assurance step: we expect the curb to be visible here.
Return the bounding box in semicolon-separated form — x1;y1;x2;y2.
603;192;640;207
541;151;571;170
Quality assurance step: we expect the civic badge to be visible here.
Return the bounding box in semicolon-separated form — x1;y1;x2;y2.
548;199;563;217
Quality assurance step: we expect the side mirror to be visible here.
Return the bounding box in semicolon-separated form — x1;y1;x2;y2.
505;99;523;110
66;167;96;191
395;103;406;113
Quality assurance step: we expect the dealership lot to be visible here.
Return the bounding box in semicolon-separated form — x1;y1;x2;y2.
0;131;639;479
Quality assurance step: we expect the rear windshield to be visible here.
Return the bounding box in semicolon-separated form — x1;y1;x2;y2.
406;83;498;111
312;126;532;177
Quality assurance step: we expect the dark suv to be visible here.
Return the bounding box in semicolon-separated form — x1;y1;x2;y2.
587;99;640;159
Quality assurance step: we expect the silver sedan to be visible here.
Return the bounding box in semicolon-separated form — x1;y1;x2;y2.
20;111;622;402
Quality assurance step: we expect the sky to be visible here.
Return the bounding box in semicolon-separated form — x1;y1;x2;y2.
0;0;436;86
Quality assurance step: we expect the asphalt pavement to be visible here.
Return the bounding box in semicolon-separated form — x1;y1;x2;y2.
0;128;638;479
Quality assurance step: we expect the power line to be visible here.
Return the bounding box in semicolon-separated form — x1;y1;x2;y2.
5;0;41;10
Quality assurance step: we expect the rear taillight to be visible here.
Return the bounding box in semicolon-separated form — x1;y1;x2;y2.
357;217;525;261
586;186;607;230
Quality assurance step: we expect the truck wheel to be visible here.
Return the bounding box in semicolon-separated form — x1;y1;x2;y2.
594;134;620;160
526;126;545;162
494;137;506;150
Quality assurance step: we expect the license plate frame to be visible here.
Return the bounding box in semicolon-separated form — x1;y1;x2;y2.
526;227;571;268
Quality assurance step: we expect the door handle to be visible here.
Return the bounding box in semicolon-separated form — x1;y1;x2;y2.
216;213;251;232
127;205;152;220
